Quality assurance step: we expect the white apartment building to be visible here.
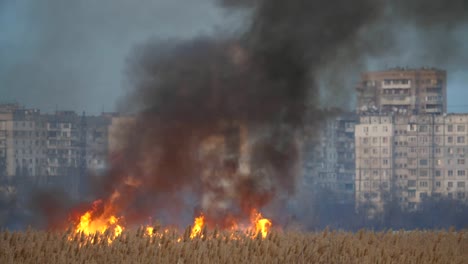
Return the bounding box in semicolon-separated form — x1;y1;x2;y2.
355;114;468;212
355;115;393;214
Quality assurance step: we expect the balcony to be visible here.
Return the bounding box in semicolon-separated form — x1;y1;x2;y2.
382;82;411;89
380;95;412;105
425;107;442;113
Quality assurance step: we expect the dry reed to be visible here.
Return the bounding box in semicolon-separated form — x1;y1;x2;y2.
0;227;466;264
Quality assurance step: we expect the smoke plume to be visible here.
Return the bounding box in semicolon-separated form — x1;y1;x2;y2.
48;0;467;229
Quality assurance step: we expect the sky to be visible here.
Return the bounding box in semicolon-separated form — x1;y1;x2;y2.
0;0;467;114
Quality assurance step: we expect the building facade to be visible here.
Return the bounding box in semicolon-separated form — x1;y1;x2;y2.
0;104;114;200
355;114;468;211
356;68;446;115
302;113;357;204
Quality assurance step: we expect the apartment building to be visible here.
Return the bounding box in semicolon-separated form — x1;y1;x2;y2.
302;113;357;203
355;115;393;214
86;114;113;174
355;114;468;211
356;67;446;115
0;104;117;200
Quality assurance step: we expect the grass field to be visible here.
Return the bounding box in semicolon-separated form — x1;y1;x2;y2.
0;228;466;263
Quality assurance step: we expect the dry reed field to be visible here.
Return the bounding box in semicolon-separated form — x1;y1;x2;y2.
0;228;466;264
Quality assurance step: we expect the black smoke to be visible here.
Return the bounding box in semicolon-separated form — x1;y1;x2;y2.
2;0;468;230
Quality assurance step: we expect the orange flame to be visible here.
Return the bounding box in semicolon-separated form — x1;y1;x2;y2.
146;226;154;237
190;214;205;238
251;209;272;239
71;200;272;242
72;198;124;243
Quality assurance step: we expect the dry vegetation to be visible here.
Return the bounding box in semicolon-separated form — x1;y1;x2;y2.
0;228;466;264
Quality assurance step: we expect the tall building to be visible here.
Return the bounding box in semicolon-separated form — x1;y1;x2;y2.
355;115;393;214
357;67;446;115
355;114;468;212
302;113;357;203
5;108;47;180
0;104;116;200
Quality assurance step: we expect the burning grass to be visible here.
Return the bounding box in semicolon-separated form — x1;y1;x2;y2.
0;228;466;263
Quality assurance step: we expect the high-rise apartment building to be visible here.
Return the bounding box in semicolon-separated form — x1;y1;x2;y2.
355;114;468;212
0;104;115;200
302;113;357;203
357;68;446;115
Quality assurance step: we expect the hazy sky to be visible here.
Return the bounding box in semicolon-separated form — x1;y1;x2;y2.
0;0;240;114
0;0;467;114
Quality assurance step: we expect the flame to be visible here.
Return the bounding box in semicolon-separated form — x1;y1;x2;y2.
146;226;154;237
70;200;272;243
72;199;124;243
251;209;272;239
190;214;205;238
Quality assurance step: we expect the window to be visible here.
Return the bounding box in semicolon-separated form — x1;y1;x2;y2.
448;125;453;132
448;170;454;177
382;148;389;154
383;159;389;165
419;125;428;132
457;182;465;188
383;126;388;132
435;170;442;177
363;138;369;144
437;159;443;166
458;159;465;165
372;126;378;132
420;170;428;177
408;190;416;198
448;182;453;188
457;136;465;144
457;192;466;199
363;127;369;133
372;138;378;144
457;170;466;176
436;181;441;187
457;125;465;132
419;159;428;166
383;137;388;143
419;192;428;199
408;180;416;187
448;136;453;143
436;125;442;132
419;181;428;187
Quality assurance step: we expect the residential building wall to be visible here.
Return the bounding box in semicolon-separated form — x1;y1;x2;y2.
355;114;468;211
355;115;393;214
302;113;357;203
357;68;447;115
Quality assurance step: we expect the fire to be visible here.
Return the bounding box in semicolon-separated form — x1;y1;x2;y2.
71;199;124;243
251;209;272;239
146;226;154;236
190;214;205;238
70;202;271;242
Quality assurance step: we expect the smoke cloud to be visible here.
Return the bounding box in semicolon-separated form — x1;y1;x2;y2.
3;0;466;230
86;0;468;229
